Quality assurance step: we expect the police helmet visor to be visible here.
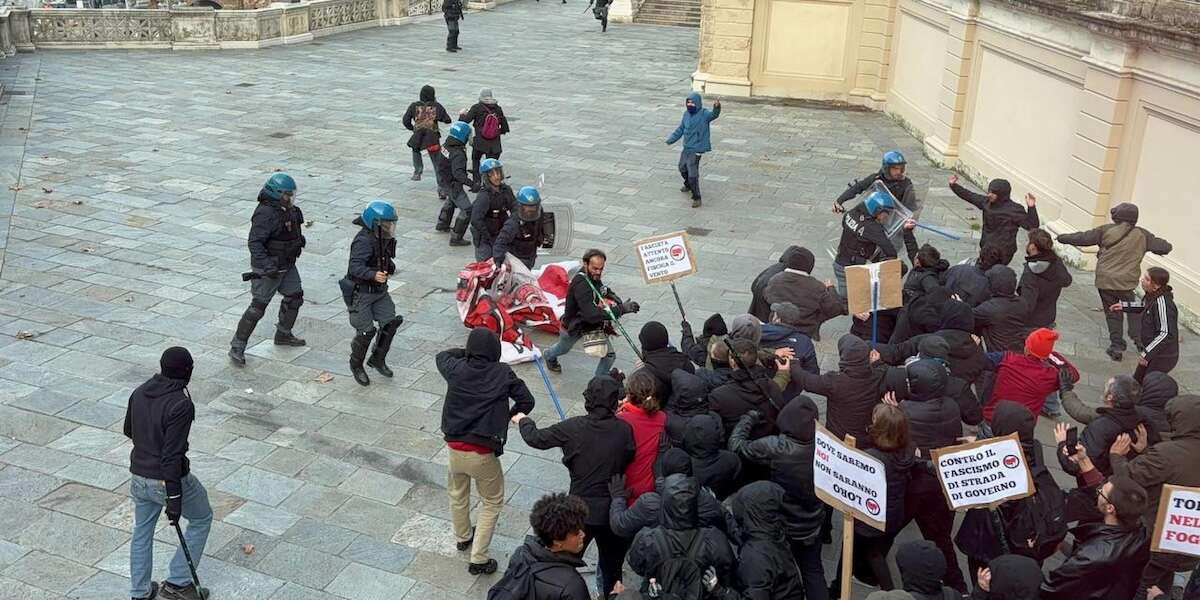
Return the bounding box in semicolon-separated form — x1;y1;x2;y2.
887;165;905;179
518;204;542;222
379;220;396;238
487;169;505;185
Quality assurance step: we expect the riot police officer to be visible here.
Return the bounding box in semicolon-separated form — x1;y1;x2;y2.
493;186;550;270
833;150;922;264
832;190;915;296
470;158;515;263
435;121;475;247
229;173;307;366
344;200;404;386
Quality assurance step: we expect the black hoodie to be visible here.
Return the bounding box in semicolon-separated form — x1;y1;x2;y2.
950;179;1039;265
708;365;786;443
639;321;696;402
608;448;731;538
1136;371;1177;437
125;373;194;498
896;540;961;600
496;535;590;600
749;246;804;322
881;301;988;385
683;413;741;500
518;376;636;525
666;370;715;446
438;328;535;455
972;266;1028;353
898;359;962;454
627;474;737;592
401;85;452;151
1018;251;1071;328
971;554;1041;600
720;481;805;600
796;334;887;445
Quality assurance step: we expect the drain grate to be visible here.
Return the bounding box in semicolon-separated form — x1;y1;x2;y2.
685;227;712;237
268;132;293;139
234;82;255;87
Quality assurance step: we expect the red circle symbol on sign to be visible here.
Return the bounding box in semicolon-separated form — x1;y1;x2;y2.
669;245;685;261
865;498;881;516
1003;455;1020;469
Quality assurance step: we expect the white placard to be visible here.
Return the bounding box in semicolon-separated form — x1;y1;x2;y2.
634;231;697;284
931;434;1035;511
813;424;888;531
1151;485;1200;558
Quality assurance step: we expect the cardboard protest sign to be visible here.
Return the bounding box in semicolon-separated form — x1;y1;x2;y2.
930;433;1035;511
845;259;903;315
813;424;888;531
634;231;697;284
1151;484;1200;558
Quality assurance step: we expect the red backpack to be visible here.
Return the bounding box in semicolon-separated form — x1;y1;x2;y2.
480;107;502;140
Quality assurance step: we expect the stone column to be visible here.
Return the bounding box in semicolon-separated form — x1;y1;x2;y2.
171;8;219;49
610;0;635;23
923;0;979;166
10;8;33;52
692;0;753;97
0;12;14;58
1057;37;1135;238
281;3;313;44
848;0;898;108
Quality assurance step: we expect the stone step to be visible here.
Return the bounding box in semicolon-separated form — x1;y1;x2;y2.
633;16;701;26
643;1;700;9
638;6;701;15
636;9;701;19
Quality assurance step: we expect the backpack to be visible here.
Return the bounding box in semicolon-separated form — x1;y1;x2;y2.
414;103;437;131
645;530;707;600
480;106;502;140
1002;469;1067;562
487;559;561;600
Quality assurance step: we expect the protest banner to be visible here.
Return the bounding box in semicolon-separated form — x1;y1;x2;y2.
813;424;888;530
1151;484;1200;558
930;433;1035;511
633;231;697;285
845;259;903;316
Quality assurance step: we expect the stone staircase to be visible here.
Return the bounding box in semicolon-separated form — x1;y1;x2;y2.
633;0;701;27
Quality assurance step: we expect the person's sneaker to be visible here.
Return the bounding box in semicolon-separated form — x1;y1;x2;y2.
692;198;702;208
454;45;464;50
468;559;498;575
1106;347;1123;361
274;332;306;347
679;185;691;193
545;358;562;373
448;237;471;247
411;172;422;181
228;346;246;366
446;47;458;52
435;225;451;232
1041;407;1063;419
159;582;210;600
456;527;475;552
134;581;159;600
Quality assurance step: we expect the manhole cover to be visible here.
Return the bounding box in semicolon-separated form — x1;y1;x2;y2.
268;132;293;139
442;67;457;72
234;82;255;87
685;227;711;237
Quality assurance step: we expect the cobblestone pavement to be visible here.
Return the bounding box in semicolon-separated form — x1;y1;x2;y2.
0;2;1195;598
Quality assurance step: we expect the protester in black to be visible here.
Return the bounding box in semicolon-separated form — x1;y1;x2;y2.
681;313;728;368
749;245;805;322
665;370;715;447
683;413;741;501
972;554;1041;600
1110;267;1179;382
514;375;635;599
948;175;1039;265
401;85;452;182
1018;229;1071;328
895;540;963;600
638;321;695;401
708;338;789;443
709;481;805;600
442;0;463;51
972;265;1028;353
463;89;510;183
608;448;731;539
795;334;886;446
945;244;1007;308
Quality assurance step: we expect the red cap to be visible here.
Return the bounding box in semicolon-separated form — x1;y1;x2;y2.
1025;328;1059;359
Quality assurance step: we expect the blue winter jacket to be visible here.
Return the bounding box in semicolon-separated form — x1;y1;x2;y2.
666;92;721;154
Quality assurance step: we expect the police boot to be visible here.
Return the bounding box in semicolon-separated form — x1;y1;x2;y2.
449;216;471;247
229;300;268;366
274;292;306;346
435;203;454;232
350;329;374;386
367;316;403;378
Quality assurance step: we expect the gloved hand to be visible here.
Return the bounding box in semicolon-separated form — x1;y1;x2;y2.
745;409;763;423
702;566;720;592
681;320;694;339
703;313;728;337
608;368;626;385
621;300;640;314
166;494;182;526
1057;366;1074;392
608;474;627;500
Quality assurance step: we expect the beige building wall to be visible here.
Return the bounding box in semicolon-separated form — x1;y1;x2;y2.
693;0;1200;315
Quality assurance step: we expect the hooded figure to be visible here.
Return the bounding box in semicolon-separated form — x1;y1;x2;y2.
1018;243;1072;328
1136;371;1177;438
627;474;736;597
638;321;696;401
402;84;452;154
708;341;786;443
878;300;988;386
898;359;962;453
682;313;729;367
728;313;763;347
683;413;741;500
608;447;731;539
517;376;636;527
438;328;535;455
980;554;1042;600
895;540;960;600
795;334;887;445
666;370;715;446
972;265;1028;353
949;177;1039;265
750;246;805;322
721;481;805;600
666;92;722;206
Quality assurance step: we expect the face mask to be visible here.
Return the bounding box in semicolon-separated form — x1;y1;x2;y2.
686;105;698;114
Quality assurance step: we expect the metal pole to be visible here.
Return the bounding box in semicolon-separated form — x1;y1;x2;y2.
669;281;686;322
172;523;206;600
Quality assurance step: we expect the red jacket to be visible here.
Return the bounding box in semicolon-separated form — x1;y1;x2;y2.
617;403;667;504
983;351;1079;421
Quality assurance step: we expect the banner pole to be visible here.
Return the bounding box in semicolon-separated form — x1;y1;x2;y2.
670;281;686;322
841;434;858;600
871;280;879;347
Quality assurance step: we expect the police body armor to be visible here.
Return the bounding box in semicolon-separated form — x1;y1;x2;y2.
836;205;880;266
267;206;305;267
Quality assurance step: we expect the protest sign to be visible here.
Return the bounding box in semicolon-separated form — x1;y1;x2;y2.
813;424;887;531
845;259;902;316
930;433;1035;511
634;231;696;284
1151;484;1200;558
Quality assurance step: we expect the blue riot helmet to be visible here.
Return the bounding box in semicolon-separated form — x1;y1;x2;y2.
262;173;297;203
516;186;542;222
864;190;895;217
882;151;906;180
480;158;504;184
448;121;471;144
362;200;398;238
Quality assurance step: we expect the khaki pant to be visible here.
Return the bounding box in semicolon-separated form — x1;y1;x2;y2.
447;448;504;565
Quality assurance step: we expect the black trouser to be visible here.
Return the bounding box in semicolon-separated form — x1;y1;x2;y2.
831;531;896;596
788;538;829;600
905;468;968;592
445;16;460;49
1135;352;1179;383
1099;288;1141;351
470;148;500;185
583;523;630;599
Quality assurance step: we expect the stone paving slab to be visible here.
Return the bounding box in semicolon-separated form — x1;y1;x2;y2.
0;0;1196;598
